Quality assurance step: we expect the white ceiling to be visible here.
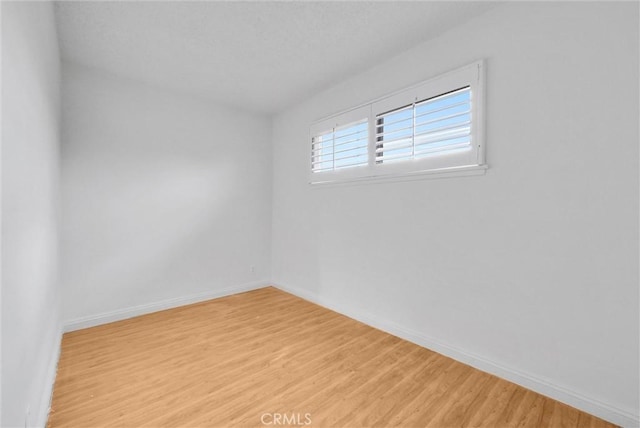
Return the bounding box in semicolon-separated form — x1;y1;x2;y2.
55;1;499;115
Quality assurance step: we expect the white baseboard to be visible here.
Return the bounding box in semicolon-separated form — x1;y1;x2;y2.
36;326;63;428
63;280;270;332
273;282;639;428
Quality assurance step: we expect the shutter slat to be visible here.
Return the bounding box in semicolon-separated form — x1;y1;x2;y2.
311;154;333;161
333;143;369;156
335;158;368;169
415;122;471;141
414;133;471;149
415;87;470;113
414;109;470;129
311;159;334;167
312;134;366;150
375;123;413;139
334;151;369;162
415;99;470;120
333;136;368;149
377;104;412;121
311;118;368;173
414;141;471;157
334;130;367;145
376;105;413;126
375;138;412;154
376;150;413;163
333;128;365;139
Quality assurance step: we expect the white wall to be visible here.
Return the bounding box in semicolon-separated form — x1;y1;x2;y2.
271;2;639;426
1;1;62;427
61;62;272;324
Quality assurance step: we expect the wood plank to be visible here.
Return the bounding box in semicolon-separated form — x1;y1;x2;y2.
48;287;616;428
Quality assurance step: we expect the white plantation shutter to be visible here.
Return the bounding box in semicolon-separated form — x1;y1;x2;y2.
309;104;372;183
414;87;472;157
309;61;485;184
375;87;472;164
311;119;368;172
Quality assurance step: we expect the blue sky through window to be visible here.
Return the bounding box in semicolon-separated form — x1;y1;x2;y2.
312;120;368;172
377;87;472;163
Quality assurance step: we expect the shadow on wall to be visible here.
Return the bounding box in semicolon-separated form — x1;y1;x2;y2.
62;157;237;312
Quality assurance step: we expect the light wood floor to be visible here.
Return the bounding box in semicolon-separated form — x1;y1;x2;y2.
48;287;615;428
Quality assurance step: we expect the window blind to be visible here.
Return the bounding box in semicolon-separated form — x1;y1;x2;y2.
308;60;484;184
375;87;472;164
311;119;368;173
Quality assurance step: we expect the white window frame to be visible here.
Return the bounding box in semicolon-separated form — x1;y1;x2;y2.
309;60;487;185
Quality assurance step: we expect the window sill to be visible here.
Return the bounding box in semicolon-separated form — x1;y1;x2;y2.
309;164;488;187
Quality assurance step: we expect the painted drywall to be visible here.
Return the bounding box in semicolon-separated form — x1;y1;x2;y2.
1;1;62;427
61;62;272;323
54;2;499;114
271;2;639;425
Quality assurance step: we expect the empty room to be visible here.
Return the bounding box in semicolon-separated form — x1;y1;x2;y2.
1;1;639;427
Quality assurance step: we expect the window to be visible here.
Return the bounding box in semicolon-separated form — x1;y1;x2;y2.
375;87;472;164
309;60;486;184
311;119;368;173
309;104;372;182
